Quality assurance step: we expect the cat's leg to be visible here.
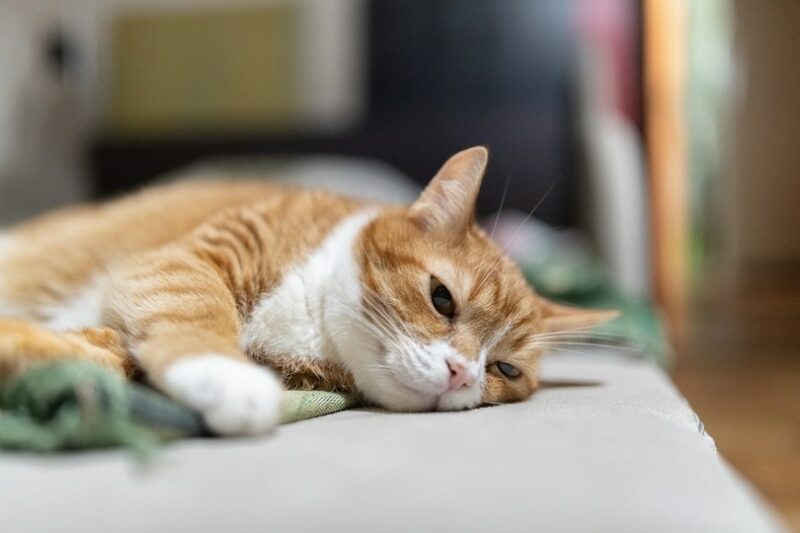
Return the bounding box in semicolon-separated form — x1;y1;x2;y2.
0;319;133;381
104;247;282;436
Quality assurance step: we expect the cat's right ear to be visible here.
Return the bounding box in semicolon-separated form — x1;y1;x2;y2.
409;146;488;234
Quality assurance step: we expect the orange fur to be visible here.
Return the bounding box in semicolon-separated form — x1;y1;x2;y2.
0;147;614;418
0;320;132;380
358;209;548;403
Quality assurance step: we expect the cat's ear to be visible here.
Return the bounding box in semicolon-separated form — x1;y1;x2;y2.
409;146;488;234
539;297;619;334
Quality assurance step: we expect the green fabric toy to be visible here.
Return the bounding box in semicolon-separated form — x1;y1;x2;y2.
0;361;358;455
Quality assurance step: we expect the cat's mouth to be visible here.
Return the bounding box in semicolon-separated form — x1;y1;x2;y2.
374;369;441;411
364;347;479;412
382;365;484;412
381;366;483;412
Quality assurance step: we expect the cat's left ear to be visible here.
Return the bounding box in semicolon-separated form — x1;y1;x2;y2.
539;297;620;334
409;146;488;234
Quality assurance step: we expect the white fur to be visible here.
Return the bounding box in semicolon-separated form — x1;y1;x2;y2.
0;233;107;328
163;354;282;436
43;277;106;331
2;211;490;416
0;233;26;319
359;338;485;412
0;233;10;257
241;208;490;413
241;209;379;362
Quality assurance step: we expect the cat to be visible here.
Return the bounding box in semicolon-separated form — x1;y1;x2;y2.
0;147;615;435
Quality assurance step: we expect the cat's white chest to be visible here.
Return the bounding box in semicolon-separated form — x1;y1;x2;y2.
241;268;324;359
240;209;376;362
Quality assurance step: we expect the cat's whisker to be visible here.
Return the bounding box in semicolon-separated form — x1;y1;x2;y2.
504;177;560;251
539;346;594;357
363;298;394;330
535;321;616;334
533;341;642;352
345;315;387;341
488;167;514;241
346;310;401;348
361;312;395;341
360;296;402;342
363;289;403;331
344;293;397;336
531;326;604;338
532;323;632;341
328;300;403;348
531;331;632;342
476;177;561;294
532;332;636;346
362;288;416;344
10;145;620;425
362;363;396;373
532;335;629;344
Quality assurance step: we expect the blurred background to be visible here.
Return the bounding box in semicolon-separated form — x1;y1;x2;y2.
0;0;797;526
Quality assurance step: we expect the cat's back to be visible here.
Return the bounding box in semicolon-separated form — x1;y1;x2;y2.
2;180;283;266
0;179;360;319
8;179;287;245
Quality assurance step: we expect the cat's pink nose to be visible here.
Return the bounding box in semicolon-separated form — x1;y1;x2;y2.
446;358;477;390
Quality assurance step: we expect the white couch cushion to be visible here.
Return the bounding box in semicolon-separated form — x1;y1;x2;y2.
0;350;784;532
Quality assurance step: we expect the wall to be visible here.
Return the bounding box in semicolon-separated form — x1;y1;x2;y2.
725;1;800;273
0;0;363;225
0;0;94;224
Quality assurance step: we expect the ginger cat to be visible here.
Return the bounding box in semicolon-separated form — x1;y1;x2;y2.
0;147;614;435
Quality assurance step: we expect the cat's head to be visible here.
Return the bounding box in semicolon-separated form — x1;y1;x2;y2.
345;147;615;412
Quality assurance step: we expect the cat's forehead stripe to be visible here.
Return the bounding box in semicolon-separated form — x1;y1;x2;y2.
425;257;475;294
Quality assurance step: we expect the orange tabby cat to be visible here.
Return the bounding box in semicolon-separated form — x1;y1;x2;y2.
0;147;614;435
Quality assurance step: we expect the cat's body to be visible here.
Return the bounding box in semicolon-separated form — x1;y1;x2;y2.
0;148;613;435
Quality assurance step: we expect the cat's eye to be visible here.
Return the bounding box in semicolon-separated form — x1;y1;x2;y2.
430;277;455;318
496;361;521;379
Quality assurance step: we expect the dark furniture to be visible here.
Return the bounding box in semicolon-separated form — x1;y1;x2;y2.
91;0;579;225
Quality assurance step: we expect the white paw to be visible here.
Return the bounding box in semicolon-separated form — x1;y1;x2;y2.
163;355;282;436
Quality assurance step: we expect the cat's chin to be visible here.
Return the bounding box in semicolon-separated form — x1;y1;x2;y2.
344;345;482;412
436;386;483;411
360;371;482;413
377;378;441;412
353;369;438;412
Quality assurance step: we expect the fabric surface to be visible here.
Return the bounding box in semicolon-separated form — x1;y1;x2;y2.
523;260;669;366
279;390;360;424
0;362;161;453
0;350;784;533
0;362;357;452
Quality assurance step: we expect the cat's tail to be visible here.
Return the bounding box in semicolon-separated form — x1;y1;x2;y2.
0;320;134;383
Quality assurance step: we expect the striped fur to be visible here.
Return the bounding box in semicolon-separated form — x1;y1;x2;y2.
0;147;614;435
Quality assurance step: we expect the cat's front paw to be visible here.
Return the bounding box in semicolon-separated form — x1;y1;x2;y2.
163;355;282;436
